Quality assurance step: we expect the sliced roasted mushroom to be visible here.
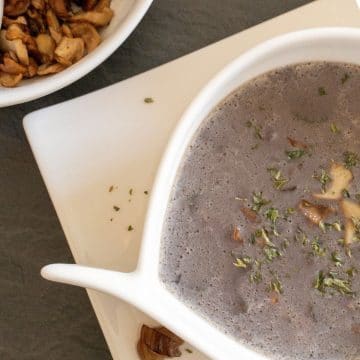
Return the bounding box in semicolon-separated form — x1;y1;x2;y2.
54;36;84;65
25;57;38;77
36;34;56;63
287;136;308;149
69;6;114;27
46;9;61;31
27;8;47;34
0;55;27;74
37;62;65;75
0;72;23;87
94;0;110;11
1;15;28;28
0;30;29;65
313;163;353;200
4;0;30;16
49;27;63;45
340;199;360;246
61;24;73;38
232;226;243;242
137;325;184;360
82;0;98;10
46;8;63;44
240;207;259;223
49;0;71;18
298;200;333;225
5;23;30;42
69;22;100;52
31;0;45;11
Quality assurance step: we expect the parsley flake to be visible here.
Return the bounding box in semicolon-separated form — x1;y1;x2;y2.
267;168;288;189
251;192;270;212
286;149;305;160
318;87;327;96
343;151;358;168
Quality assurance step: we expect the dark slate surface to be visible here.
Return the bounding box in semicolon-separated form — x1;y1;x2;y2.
0;1;311;359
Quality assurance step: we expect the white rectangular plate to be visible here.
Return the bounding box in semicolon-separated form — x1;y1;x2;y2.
24;1;360;359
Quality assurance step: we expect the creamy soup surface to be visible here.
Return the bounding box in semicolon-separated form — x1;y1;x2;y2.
160;62;360;360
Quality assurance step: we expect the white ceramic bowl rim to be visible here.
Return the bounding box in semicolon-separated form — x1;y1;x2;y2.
42;27;360;360
0;0;153;107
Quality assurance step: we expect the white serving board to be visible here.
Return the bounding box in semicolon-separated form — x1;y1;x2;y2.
24;1;360;359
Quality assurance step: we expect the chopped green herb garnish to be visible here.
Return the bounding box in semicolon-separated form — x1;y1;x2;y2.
314;271;325;293
330;123;340;134
319;221;341;233
265;207;279;224
314;271;353;295
109;185;114;192
284;207;295;221
311;238;326;257
313;169;331;192
265;207;280;236
267;168;288;189
286;149;305;160
249;260;263;284
332;221;342;232
281;239;290;250
251;192;270;212
295;227;308;245
264;246;281;261
343;151;359;168
269;277;283;294
342;189;350;198
185;348;193;354
254;126;263;140
144;190;149;195
129;188;133;195
249;271;262;284
245;120;252;128
113;205;120;212
251;143;260;150
144;97;154;103
349;217;360;244
346;267;357;277
128;225;134;231
319;221;326;233
318;87;327;96
341;73;350;84
259;228;276;247
233;256;252;269
331;251;343;267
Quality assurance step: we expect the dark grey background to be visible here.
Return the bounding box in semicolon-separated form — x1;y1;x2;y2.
0;1;311;359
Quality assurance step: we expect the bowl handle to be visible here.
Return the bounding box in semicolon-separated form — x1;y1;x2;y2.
41;263;145;306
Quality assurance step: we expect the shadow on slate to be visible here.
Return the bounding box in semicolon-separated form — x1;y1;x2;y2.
0;1;311;359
